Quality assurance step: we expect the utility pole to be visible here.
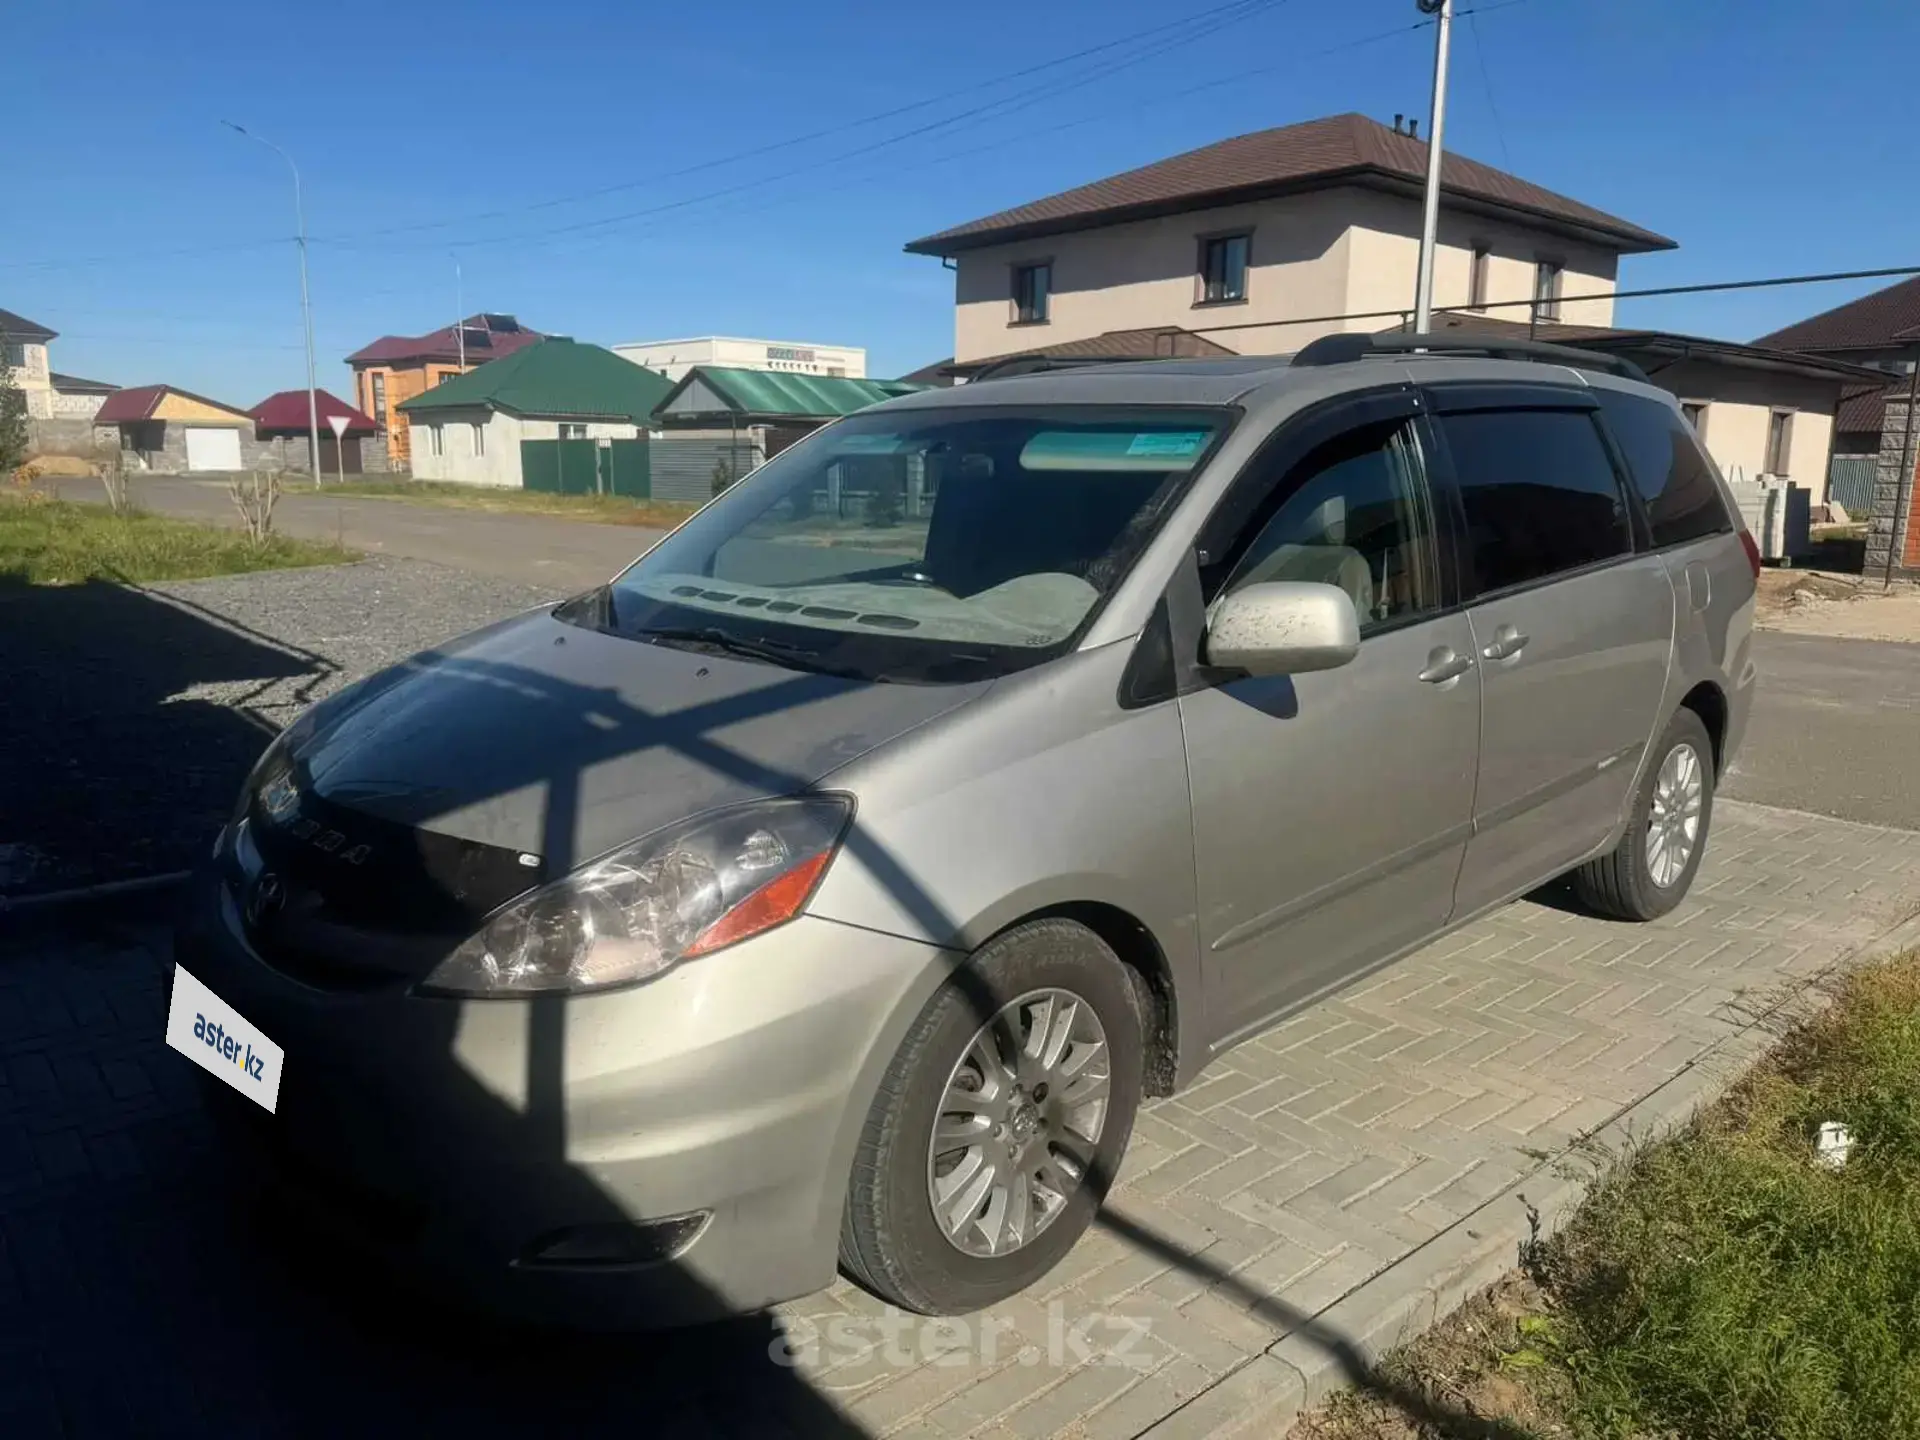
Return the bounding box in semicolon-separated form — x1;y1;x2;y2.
455;258;466;371
225;122;321;483
1411;0;1454;334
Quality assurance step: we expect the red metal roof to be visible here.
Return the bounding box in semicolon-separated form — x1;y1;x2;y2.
346;313;543;367
907;112;1675;257
94;384;250;425
250;388;377;435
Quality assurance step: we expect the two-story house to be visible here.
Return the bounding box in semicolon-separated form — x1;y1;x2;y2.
1;307;118;420
906;112;1676;369
346;312;543;465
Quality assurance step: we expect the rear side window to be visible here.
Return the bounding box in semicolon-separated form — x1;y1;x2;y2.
1594;389;1734;549
1437;408;1632;594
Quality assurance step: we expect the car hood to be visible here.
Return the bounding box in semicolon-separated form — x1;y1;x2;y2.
287;608;992;871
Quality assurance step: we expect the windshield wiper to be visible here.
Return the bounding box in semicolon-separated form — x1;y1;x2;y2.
635;625;881;681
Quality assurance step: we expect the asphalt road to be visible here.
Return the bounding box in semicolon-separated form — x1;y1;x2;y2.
1725;631;1920;830
60;472;659;591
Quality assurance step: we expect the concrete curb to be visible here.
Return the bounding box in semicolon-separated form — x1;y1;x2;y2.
1218;902;1920;1437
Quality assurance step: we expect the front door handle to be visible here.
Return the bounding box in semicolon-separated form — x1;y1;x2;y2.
1481;625;1529;661
1418;646;1474;684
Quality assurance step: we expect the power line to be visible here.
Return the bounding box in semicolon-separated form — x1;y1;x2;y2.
316;0;1296;248
1464;8;1513;169
0;235;291;274
325;0;1302;256
1180;264;1920;337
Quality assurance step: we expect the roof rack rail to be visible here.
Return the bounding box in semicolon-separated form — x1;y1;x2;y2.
1290;331;1651;385
964;354;1160;382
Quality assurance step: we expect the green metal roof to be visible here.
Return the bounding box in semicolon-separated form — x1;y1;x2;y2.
397;338;673;423
652;366;926;423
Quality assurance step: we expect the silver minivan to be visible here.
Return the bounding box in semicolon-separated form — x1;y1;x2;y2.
180;336;1757;1325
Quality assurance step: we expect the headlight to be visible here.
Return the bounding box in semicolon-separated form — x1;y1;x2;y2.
418;795;853;997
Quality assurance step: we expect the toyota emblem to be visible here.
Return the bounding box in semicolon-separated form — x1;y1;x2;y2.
246;872;286;928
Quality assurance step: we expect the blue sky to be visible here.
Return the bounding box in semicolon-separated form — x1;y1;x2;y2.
5;0;1915;404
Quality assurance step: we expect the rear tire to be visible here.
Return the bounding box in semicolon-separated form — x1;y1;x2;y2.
1570;707;1714;921
840;918;1143;1315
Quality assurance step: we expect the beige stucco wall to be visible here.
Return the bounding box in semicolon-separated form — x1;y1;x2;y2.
1661;361;1841;507
949;186;1623;363
1339;189;1618;333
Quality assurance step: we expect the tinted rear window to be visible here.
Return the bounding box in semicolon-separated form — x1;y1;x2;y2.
1595;389;1733;549
1438;408;1632;594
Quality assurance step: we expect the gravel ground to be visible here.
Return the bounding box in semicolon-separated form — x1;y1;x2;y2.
0;557;562;898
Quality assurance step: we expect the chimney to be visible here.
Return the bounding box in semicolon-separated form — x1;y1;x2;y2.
1393;113;1404;134
1408;118;1420;140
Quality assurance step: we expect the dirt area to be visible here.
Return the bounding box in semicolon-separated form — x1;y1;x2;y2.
1755;566;1920;643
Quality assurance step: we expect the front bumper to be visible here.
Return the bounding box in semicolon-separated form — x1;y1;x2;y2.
176;864;955;1328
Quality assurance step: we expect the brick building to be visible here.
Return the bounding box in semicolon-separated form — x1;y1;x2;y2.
345;313;542;467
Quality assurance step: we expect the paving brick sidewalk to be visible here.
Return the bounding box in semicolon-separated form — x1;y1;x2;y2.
3;800;1918;1439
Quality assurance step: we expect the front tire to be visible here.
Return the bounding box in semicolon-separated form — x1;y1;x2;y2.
1570;707;1715;921
840;918;1144;1315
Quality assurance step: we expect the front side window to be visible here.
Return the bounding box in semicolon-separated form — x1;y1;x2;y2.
1439;408;1631;594
1221;419;1441;635
579;406;1232;683
1596;390;1732;550
1533;260;1564;322
1766;410;1794;474
1200;234;1250;304
1013;263;1051;324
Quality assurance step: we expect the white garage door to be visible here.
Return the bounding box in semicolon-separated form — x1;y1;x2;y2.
184;427;243;472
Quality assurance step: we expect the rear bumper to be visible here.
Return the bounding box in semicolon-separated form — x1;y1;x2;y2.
177;864;956;1328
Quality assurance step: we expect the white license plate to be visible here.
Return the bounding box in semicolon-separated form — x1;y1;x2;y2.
166;964;284;1113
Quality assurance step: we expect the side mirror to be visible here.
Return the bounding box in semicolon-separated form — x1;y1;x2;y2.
1204;581;1360;676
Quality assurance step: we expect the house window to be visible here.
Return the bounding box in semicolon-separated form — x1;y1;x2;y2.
1766;410;1794;475
471;423;485;456
1012;262;1051;324
1680;401;1706;434
428;424;444;457
1;341;23;369
559;423;587;440
1469;244;1491;310
370;372;388;427
1199;233;1250;304
1532;260;1564;323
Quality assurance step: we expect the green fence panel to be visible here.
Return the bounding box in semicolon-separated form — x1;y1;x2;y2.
520;439;560;493
606;439;651;499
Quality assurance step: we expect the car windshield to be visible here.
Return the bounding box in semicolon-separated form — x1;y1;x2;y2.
568;404;1232;683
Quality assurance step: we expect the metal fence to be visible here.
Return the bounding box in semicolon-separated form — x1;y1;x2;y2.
1827;454;1877;519
520;438;650;498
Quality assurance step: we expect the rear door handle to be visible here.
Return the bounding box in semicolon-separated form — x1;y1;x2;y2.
1481;625;1529;661
1418;647;1474;684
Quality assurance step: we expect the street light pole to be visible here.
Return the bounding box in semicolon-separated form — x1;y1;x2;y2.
224;121;321;483
1411;0;1454;334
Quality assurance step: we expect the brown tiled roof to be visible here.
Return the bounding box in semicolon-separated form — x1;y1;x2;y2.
1835;378;1913;437
907;113;1675;257
1752;275;1920;353
1411;313;1886;383
948;326;1234;377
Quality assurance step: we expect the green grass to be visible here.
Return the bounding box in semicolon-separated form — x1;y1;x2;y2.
1542;956;1920;1440
318;478;695;530
0;497;358;585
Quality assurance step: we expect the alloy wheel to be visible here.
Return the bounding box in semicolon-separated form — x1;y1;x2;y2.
1646;741;1705;888
926;988;1111;1258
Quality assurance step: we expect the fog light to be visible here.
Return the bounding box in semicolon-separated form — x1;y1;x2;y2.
515;1212;711;1269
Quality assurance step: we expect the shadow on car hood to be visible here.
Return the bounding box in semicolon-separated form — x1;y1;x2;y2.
292;608;991;871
